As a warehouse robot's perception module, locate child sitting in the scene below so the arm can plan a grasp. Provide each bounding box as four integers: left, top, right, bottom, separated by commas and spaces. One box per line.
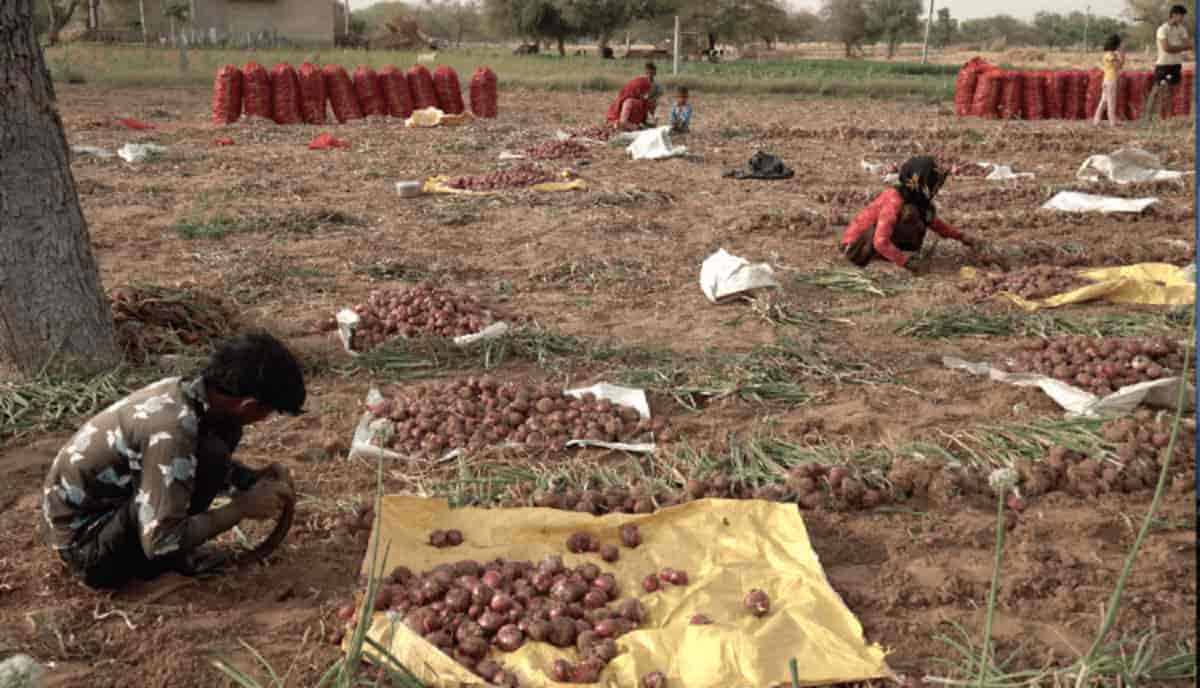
669, 87, 692, 134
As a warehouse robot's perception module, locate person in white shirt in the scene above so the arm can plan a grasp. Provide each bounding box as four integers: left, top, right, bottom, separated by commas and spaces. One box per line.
1153, 5, 1193, 118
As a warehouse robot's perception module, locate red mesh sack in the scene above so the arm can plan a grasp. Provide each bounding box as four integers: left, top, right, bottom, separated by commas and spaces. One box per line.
211, 64, 243, 125
469, 66, 498, 118
1000, 71, 1024, 119
955, 57, 987, 117
970, 69, 1003, 118
323, 64, 363, 123
353, 66, 388, 117
241, 61, 271, 120
1049, 71, 1072, 119
1043, 71, 1063, 118
378, 65, 414, 118
1173, 70, 1192, 117
298, 62, 328, 125
432, 65, 465, 114
1114, 73, 1130, 122
407, 65, 438, 111
269, 63, 302, 125
1125, 71, 1148, 120
1084, 70, 1103, 120
1062, 71, 1086, 119
1021, 71, 1045, 120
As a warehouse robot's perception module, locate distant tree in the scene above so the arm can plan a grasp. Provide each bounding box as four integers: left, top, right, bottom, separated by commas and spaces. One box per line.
741, 0, 790, 48
931, 6, 955, 47
45, 0, 81, 44
821, 0, 870, 57
784, 9, 821, 43
864, 0, 921, 57
559, 0, 664, 51
957, 14, 1040, 47
485, 0, 576, 54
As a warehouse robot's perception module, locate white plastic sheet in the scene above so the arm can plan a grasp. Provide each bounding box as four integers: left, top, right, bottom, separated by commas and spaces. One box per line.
626, 126, 687, 160
982, 163, 1035, 180
334, 308, 509, 356
943, 355, 1194, 418
699, 249, 780, 303
1041, 191, 1158, 214
1076, 147, 1190, 184
348, 382, 657, 462
71, 145, 114, 160
117, 143, 166, 163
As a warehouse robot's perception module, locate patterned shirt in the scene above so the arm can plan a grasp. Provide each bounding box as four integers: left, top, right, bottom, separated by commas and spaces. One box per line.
840, 188, 963, 267
670, 103, 693, 132
42, 377, 209, 559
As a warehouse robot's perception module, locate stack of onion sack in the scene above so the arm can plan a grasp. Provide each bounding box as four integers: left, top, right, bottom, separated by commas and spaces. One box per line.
379, 65, 415, 118
324, 64, 363, 123
408, 64, 439, 110
999, 71, 1023, 119
353, 66, 388, 117
970, 68, 1003, 118
365, 379, 669, 455
270, 63, 302, 125
954, 57, 989, 116
1006, 336, 1188, 397
470, 66, 498, 118
959, 265, 1087, 301
447, 164, 555, 191
1084, 70, 1104, 119
211, 64, 243, 125
298, 62, 328, 124
348, 285, 490, 351
1022, 70, 1046, 120
525, 139, 588, 160
331, 549, 661, 686
1042, 70, 1063, 118
241, 61, 272, 119
433, 65, 466, 114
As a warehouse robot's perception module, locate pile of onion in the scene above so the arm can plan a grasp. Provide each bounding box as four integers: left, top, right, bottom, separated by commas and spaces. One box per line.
367, 379, 671, 456
1006, 336, 1186, 396
349, 285, 490, 351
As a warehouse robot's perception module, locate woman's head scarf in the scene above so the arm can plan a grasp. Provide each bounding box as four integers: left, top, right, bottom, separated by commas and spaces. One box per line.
895, 156, 948, 225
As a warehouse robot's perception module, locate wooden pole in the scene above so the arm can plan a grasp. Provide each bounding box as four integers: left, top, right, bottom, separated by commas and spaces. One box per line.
673, 15, 680, 75
921, 0, 934, 64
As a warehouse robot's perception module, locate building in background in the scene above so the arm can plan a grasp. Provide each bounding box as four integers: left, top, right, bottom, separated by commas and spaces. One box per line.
84, 0, 336, 46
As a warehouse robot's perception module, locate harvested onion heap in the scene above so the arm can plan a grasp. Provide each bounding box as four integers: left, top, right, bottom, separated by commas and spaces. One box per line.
525, 139, 588, 160
447, 164, 554, 191
349, 286, 489, 351
1006, 336, 1186, 397
333, 544, 667, 684
367, 378, 671, 455
567, 125, 613, 142
960, 265, 1087, 301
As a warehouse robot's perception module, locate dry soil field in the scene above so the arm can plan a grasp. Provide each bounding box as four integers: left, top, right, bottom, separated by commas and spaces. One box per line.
0, 82, 1195, 687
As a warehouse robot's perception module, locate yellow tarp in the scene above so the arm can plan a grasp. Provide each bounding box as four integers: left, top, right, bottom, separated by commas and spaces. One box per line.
354, 496, 892, 688
960, 263, 1195, 311
422, 174, 587, 195
406, 108, 475, 128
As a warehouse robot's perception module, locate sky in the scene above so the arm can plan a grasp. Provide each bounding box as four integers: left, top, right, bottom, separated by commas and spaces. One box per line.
348, 0, 1131, 20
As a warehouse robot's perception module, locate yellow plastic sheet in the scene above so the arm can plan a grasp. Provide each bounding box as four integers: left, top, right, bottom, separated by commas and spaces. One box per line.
960, 263, 1195, 311
355, 495, 892, 688
422, 174, 587, 196
406, 108, 475, 128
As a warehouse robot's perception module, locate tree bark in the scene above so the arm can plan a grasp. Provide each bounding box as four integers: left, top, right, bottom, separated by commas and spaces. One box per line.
46, 0, 81, 46
0, 0, 122, 376
556, 35, 564, 56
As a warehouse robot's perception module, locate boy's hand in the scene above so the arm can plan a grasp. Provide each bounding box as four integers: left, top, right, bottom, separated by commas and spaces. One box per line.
235, 479, 293, 520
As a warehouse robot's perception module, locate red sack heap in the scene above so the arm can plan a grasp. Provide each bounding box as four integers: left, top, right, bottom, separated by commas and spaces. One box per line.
1000, 71, 1024, 119
270, 63, 302, 125
469, 66, 498, 118
407, 64, 438, 111
955, 57, 988, 117
241, 61, 271, 120
353, 66, 388, 117
211, 64, 243, 125
971, 68, 1003, 118
323, 64, 364, 123
379, 65, 415, 118
432, 65, 465, 114
298, 62, 328, 125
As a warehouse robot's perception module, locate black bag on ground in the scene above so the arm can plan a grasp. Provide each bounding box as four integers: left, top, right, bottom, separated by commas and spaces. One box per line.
723, 150, 794, 180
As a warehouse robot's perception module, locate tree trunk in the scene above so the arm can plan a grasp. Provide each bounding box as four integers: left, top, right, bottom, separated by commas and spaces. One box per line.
46, 0, 81, 46
0, 0, 122, 376
556, 35, 564, 56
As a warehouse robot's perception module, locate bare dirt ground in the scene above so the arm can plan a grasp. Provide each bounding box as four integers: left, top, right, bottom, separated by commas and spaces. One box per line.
0, 85, 1195, 687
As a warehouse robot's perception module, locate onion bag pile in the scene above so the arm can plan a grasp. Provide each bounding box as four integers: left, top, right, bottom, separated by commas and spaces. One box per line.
211, 64, 243, 125
955, 58, 1193, 120
470, 66, 499, 118
433, 65, 466, 115
241, 61, 271, 120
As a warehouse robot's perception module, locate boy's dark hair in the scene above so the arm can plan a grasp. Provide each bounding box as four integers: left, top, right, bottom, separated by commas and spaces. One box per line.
677, 86, 689, 96
1103, 34, 1121, 51
644, 62, 656, 73
1170, 4, 1187, 16
203, 329, 306, 415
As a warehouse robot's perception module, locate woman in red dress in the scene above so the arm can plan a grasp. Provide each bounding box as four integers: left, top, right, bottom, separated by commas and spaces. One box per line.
841, 156, 976, 271
606, 75, 654, 131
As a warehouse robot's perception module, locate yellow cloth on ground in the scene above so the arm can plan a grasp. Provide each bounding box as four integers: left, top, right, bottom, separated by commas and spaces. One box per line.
352, 496, 893, 688
422, 174, 586, 195
960, 263, 1195, 311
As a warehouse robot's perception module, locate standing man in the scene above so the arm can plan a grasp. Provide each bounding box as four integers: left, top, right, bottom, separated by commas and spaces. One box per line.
42, 330, 305, 589
1153, 5, 1193, 119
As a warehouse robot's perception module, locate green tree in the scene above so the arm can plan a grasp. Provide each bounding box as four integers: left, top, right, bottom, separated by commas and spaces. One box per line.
931, 6, 955, 47
821, 0, 870, 57
559, 0, 663, 51
864, 0, 921, 57
1126, 0, 1196, 46
485, 0, 576, 54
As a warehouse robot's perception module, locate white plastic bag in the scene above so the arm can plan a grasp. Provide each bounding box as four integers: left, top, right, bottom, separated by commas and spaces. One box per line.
71, 145, 114, 160
335, 308, 510, 356
982, 163, 1035, 180
1041, 191, 1158, 214
1076, 147, 1189, 184
626, 126, 687, 160
699, 249, 780, 303
943, 355, 1193, 417
348, 383, 657, 462
117, 143, 166, 163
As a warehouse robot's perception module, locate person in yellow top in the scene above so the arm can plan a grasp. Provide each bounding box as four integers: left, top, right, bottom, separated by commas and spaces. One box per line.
1153, 5, 1193, 118
1093, 34, 1125, 127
